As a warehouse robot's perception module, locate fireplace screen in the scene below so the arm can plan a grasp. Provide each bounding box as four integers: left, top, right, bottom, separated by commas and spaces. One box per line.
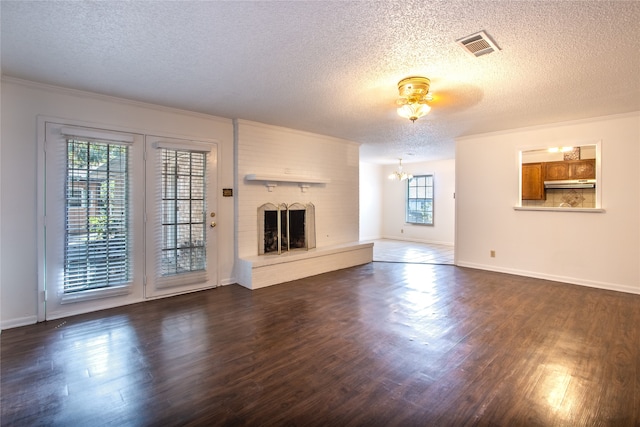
258, 202, 316, 255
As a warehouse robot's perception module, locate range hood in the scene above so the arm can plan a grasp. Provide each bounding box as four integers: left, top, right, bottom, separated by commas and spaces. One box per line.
544, 179, 596, 189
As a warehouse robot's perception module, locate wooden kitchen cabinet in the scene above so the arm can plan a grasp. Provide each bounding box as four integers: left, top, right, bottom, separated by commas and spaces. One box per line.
522, 163, 545, 200
544, 162, 570, 181
544, 159, 595, 180
570, 159, 596, 179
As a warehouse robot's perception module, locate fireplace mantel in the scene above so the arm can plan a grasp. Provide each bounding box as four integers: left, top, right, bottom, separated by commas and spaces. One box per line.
245, 174, 330, 192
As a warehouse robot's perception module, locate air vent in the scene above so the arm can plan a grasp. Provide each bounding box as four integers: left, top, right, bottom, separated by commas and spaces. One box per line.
457, 31, 500, 57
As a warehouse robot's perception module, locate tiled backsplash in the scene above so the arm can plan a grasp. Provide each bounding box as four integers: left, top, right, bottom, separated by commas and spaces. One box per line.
522, 188, 596, 208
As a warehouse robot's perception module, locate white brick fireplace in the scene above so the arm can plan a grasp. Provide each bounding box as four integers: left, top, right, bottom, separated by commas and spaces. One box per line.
234, 120, 373, 289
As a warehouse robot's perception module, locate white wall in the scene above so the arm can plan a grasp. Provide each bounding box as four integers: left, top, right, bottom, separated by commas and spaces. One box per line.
0, 78, 235, 328
0, 67, 3, 332
456, 112, 640, 294
359, 162, 383, 241
235, 120, 360, 259
382, 159, 456, 246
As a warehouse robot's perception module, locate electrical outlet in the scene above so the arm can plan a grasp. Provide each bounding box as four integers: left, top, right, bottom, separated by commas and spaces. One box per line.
490, 250, 496, 258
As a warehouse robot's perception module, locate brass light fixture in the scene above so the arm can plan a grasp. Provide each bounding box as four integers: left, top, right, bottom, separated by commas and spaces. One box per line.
396, 76, 432, 123
388, 158, 413, 181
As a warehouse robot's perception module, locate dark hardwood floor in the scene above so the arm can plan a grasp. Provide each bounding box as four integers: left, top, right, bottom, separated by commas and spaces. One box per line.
2, 262, 639, 426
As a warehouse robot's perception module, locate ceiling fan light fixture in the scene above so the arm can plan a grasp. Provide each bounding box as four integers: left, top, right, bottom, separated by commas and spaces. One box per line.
396, 76, 432, 123
397, 103, 431, 123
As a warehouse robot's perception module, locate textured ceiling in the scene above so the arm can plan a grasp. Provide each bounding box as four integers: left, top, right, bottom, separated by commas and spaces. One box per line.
2, 1, 639, 164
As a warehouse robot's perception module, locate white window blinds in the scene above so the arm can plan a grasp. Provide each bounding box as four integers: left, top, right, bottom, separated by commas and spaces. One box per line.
63, 131, 132, 293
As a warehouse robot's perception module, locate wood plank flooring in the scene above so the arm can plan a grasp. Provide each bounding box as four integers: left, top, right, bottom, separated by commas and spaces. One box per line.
371, 239, 455, 264
2, 262, 639, 426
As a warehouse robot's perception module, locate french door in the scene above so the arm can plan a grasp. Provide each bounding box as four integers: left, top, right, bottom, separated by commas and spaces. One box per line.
144, 136, 218, 299
42, 122, 145, 320
41, 121, 218, 320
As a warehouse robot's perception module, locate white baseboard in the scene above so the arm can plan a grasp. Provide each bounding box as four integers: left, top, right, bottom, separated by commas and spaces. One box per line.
380, 236, 454, 246
220, 277, 236, 286
359, 234, 382, 242
457, 261, 640, 295
1, 315, 38, 331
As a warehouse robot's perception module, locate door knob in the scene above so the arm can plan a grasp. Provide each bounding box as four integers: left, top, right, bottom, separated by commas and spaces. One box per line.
210, 221, 217, 228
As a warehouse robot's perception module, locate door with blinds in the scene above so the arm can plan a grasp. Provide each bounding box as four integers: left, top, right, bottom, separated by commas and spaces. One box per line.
43, 122, 145, 320
144, 136, 218, 298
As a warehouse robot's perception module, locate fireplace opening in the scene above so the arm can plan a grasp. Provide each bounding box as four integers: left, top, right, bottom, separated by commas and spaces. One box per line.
263, 209, 282, 254
288, 208, 306, 250
258, 202, 315, 255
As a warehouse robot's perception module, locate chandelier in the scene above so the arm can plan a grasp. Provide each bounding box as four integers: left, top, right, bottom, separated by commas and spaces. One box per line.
396, 76, 432, 123
388, 158, 413, 181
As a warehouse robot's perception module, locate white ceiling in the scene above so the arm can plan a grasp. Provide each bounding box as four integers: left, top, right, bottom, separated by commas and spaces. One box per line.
2, 1, 639, 164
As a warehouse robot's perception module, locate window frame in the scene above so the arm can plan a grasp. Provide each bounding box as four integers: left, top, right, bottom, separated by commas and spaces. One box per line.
405, 174, 434, 225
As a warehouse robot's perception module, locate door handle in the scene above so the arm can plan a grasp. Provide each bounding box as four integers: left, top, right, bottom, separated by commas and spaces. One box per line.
210, 221, 217, 228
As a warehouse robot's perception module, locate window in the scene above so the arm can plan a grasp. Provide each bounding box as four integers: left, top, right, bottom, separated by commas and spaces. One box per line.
406, 175, 434, 225
65, 138, 130, 292
145, 137, 217, 296
160, 148, 207, 276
